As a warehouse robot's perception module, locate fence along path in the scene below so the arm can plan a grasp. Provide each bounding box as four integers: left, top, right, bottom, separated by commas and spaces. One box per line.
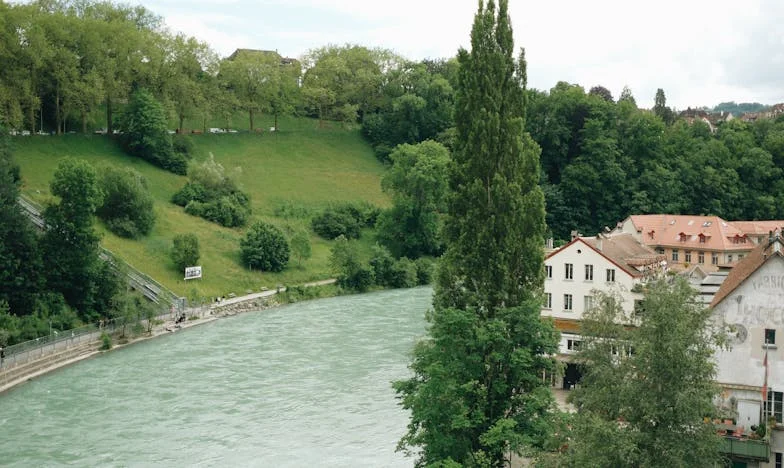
6, 195, 185, 362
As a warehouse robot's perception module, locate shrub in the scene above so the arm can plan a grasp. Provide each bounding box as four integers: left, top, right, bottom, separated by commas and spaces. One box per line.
311, 202, 380, 240
390, 257, 418, 288
172, 155, 251, 227
240, 221, 290, 272
414, 257, 435, 285
172, 134, 195, 157
171, 234, 200, 272
312, 209, 361, 239
100, 332, 112, 350
369, 245, 396, 287
96, 166, 155, 238
329, 235, 373, 292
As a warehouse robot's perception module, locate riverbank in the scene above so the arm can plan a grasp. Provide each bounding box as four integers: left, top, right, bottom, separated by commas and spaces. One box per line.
0, 279, 337, 395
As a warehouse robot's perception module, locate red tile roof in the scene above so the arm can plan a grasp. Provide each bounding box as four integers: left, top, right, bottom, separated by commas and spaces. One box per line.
710, 236, 784, 307
546, 234, 664, 278
629, 214, 750, 251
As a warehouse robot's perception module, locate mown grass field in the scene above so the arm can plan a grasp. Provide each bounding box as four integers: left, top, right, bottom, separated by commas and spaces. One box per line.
11, 115, 389, 301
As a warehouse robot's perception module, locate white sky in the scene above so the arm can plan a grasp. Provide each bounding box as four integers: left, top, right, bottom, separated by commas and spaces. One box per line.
139, 0, 784, 109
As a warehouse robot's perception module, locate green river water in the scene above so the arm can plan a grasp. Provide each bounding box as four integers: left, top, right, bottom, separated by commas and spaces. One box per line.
0, 287, 432, 467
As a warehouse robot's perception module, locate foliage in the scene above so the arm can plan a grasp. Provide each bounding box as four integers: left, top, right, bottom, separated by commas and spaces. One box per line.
118, 88, 186, 174
369, 244, 418, 288
96, 166, 155, 238
552, 278, 724, 466
376, 140, 450, 258
240, 221, 290, 272
100, 332, 112, 350
41, 158, 117, 322
396, 2, 560, 466
414, 257, 435, 285
311, 202, 379, 240
171, 234, 200, 272
172, 134, 195, 157
172, 154, 251, 227
290, 229, 312, 266
329, 235, 373, 292
0, 127, 43, 316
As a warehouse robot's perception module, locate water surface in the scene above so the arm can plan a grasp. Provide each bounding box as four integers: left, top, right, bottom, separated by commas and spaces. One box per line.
0, 287, 432, 467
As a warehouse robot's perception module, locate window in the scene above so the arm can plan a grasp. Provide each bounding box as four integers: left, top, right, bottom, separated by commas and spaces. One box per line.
655, 247, 664, 255
739, 254, 745, 260
543, 293, 552, 309
698, 251, 705, 264
766, 328, 776, 345
567, 339, 582, 351
585, 264, 594, 281
606, 268, 615, 283
777, 452, 782, 468
712, 253, 719, 265
565, 263, 573, 280
679, 233, 689, 242
672, 249, 679, 261
545, 265, 552, 279
768, 391, 784, 424
634, 299, 645, 316
584, 295, 593, 312
564, 294, 573, 311
685, 251, 692, 263
728, 254, 733, 263
699, 235, 707, 243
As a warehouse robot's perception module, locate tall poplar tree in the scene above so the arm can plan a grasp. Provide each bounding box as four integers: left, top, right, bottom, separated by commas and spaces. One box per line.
394, 1, 559, 466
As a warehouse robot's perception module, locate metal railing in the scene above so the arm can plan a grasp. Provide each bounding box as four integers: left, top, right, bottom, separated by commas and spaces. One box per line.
17, 195, 183, 308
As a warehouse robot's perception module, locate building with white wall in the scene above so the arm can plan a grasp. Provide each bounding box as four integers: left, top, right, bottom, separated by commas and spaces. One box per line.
542, 233, 665, 388
710, 232, 784, 466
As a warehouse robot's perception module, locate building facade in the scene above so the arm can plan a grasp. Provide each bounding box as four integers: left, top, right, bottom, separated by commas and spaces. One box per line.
542, 233, 664, 389
711, 233, 784, 467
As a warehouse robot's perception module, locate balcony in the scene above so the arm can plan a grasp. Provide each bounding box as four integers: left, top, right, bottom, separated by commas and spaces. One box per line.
719, 436, 770, 462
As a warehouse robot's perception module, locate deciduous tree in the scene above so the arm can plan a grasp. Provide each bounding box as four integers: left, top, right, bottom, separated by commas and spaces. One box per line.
395, 2, 559, 466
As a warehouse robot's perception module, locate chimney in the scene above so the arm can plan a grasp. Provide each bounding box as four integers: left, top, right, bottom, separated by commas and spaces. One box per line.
571, 230, 581, 240
596, 233, 603, 251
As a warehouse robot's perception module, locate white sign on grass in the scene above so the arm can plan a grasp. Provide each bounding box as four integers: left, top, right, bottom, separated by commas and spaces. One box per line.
184, 266, 202, 280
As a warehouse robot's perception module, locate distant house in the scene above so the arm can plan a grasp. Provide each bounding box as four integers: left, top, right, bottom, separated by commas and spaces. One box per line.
542, 232, 665, 389
678, 108, 732, 132
613, 214, 768, 272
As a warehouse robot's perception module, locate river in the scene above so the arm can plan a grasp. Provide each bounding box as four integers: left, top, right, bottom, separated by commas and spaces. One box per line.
0, 287, 432, 467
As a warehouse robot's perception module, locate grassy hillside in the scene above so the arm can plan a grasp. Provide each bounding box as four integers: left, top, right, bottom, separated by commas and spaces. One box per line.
11, 115, 389, 300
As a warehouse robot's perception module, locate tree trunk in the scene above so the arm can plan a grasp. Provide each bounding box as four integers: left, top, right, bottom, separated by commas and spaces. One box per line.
249, 109, 254, 131
29, 104, 35, 134
179, 114, 184, 133
274, 113, 278, 131
202, 115, 207, 134
106, 96, 113, 136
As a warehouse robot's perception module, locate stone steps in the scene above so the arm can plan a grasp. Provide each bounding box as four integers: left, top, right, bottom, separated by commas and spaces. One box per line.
0, 342, 96, 389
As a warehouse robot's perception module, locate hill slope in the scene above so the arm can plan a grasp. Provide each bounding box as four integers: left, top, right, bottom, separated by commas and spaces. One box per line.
11, 116, 389, 300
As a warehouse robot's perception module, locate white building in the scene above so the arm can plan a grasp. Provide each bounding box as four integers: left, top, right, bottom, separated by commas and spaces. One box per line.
542, 233, 665, 389
710, 232, 784, 466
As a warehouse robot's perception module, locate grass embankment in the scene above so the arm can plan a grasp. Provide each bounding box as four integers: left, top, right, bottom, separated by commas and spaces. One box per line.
11, 115, 389, 300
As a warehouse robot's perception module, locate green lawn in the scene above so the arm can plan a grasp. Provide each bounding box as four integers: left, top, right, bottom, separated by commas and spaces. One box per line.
11, 115, 389, 300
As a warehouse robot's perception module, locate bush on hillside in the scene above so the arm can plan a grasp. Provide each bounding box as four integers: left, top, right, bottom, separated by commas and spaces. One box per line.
172, 155, 251, 227
96, 166, 155, 238
171, 234, 200, 272
311, 202, 380, 240
240, 221, 290, 272
118, 88, 187, 175
330, 235, 373, 292
172, 134, 195, 157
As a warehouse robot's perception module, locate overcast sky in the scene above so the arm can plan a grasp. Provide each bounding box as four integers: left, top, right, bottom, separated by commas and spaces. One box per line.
139, 0, 784, 109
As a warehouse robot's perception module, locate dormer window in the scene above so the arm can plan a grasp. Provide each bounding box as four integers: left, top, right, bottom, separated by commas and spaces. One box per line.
698, 234, 707, 244
679, 232, 689, 242
648, 230, 655, 239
